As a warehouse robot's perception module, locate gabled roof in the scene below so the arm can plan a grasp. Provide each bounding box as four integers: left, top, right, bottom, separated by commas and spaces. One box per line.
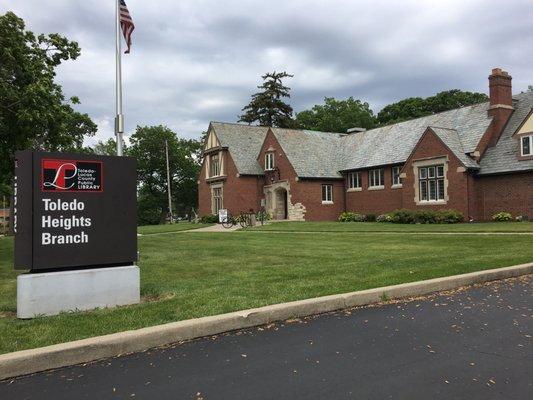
270, 128, 345, 178
209, 90, 533, 178
479, 91, 533, 175
340, 102, 491, 171
429, 127, 479, 169
210, 122, 268, 175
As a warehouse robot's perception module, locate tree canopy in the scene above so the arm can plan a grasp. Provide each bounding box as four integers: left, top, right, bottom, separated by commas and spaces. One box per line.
127, 125, 201, 225
239, 71, 297, 128
296, 97, 377, 133
0, 12, 97, 194
377, 89, 488, 126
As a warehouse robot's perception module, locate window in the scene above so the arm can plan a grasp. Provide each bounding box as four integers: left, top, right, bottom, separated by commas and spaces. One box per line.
418, 165, 445, 201
369, 169, 384, 188
265, 152, 275, 170
212, 187, 223, 213
322, 184, 333, 203
347, 172, 361, 189
521, 135, 532, 156
209, 154, 220, 177
392, 166, 402, 186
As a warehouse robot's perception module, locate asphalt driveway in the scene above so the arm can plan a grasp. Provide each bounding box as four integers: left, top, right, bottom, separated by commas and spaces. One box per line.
1, 275, 531, 400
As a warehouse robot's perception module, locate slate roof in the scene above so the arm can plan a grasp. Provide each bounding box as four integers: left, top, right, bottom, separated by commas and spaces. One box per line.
210, 122, 268, 175
270, 128, 345, 178
209, 90, 533, 178
340, 102, 492, 171
479, 90, 533, 175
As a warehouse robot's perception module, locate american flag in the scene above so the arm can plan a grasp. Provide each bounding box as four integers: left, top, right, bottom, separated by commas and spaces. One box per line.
119, 0, 134, 54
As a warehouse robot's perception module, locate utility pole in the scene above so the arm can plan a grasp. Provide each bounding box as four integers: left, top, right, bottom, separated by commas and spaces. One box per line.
165, 140, 173, 224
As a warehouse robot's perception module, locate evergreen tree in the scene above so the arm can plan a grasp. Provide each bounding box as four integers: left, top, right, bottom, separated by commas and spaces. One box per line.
239, 71, 297, 128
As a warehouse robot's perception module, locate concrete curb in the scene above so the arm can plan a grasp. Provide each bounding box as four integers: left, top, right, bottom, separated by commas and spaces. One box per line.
1, 262, 532, 380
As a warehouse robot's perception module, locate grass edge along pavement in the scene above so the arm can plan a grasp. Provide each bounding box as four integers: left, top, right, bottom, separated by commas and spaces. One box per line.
1, 223, 533, 355
0, 263, 531, 381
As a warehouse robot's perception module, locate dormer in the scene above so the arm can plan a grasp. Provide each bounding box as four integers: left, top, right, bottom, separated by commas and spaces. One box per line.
515, 108, 533, 161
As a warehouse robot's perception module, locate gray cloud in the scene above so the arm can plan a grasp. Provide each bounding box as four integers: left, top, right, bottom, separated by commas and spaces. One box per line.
3, 0, 533, 145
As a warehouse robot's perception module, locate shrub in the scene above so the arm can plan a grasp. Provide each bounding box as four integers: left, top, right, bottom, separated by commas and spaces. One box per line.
436, 210, 464, 224
387, 209, 464, 224
515, 215, 529, 222
492, 212, 512, 222
366, 213, 377, 222
376, 214, 392, 223
199, 214, 219, 224
338, 212, 366, 222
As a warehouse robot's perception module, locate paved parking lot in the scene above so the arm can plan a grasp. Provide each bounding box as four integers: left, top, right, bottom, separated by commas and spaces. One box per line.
1, 275, 531, 399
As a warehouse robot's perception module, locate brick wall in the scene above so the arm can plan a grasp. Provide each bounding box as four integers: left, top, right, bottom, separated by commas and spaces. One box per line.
197, 151, 262, 217
477, 172, 533, 220
345, 167, 403, 214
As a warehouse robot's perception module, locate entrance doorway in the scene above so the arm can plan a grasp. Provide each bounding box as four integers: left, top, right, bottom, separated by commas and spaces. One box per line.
274, 188, 288, 220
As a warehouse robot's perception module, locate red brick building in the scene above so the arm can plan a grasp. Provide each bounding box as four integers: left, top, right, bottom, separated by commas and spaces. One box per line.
198, 69, 533, 221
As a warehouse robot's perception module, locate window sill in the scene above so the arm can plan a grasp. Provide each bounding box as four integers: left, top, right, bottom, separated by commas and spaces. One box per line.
368, 185, 384, 191
391, 184, 403, 189
347, 188, 362, 192
416, 200, 447, 205
321, 201, 334, 205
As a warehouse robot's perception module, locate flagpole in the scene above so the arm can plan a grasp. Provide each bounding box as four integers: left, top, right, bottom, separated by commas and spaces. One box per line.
115, 0, 124, 156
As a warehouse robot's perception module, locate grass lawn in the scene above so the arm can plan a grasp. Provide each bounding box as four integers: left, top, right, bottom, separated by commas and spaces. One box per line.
250, 221, 533, 233
138, 222, 213, 235
1, 225, 532, 354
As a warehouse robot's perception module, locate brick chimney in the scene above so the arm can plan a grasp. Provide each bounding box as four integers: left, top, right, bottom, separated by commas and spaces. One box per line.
487, 68, 513, 146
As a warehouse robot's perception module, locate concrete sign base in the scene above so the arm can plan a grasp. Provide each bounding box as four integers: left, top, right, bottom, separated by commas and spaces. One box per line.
17, 265, 140, 319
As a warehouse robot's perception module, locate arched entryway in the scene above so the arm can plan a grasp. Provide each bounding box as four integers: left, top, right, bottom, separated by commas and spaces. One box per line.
274, 187, 288, 220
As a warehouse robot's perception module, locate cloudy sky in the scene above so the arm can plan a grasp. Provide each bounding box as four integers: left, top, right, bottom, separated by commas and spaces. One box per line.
3, 0, 533, 144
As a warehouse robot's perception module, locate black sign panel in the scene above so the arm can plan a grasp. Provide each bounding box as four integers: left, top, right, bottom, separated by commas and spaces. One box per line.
14, 151, 137, 271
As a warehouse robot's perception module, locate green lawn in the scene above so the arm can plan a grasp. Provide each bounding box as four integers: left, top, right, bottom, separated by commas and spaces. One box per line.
249, 221, 533, 233
138, 222, 212, 235
0, 225, 532, 354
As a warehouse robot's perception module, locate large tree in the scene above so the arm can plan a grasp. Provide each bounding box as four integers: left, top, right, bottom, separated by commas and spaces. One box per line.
239, 71, 297, 128
296, 97, 377, 133
377, 89, 488, 126
128, 125, 201, 225
0, 12, 97, 194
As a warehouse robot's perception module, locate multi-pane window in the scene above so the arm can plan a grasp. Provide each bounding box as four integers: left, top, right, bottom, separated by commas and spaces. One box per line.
521, 135, 532, 156
369, 169, 384, 188
419, 165, 445, 201
322, 184, 333, 202
212, 187, 223, 213
392, 166, 402, 186
347, 172, 361, 189
265, 152, 275, 170
209, 154, 220, 177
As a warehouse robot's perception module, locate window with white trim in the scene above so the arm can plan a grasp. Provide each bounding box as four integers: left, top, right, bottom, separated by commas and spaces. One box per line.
265, 152, 275, 170
521, 135, 532, 156
209, 154, 220, 177
419, 165, 445, 201
347, 172, 361, 189
322, 184, 333, 202
392, 166, 402, 186
212, 187, 223, 214
369, 169, 384, 188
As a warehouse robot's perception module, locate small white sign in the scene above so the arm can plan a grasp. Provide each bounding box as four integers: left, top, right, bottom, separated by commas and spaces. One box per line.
218, 209, 228, 223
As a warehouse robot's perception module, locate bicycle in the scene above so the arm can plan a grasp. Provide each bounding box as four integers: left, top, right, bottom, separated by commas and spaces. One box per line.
221, 211, 254, 229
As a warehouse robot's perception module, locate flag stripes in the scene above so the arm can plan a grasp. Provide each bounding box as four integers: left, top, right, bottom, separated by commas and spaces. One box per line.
119, 0, 134, 53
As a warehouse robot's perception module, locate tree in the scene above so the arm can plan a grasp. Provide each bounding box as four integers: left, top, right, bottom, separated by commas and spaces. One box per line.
92, 138, 119, 156
296, 97, 377, 133
377, 89, 488, 126
0, 12, 97, 195
128, 126, 201, 225
239, 71, 297, 128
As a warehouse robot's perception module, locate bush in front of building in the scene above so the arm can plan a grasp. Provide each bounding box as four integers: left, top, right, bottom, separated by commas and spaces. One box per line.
492, 212, 513, 222
338, 212, 366, 222
199, 214, 219, 224
376, 214, 393, 222
387, 209, 464, 224
515, 215, 529, 222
